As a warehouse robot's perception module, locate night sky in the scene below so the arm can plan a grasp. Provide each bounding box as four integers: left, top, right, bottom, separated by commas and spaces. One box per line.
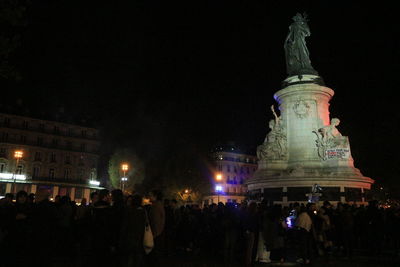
2, 1, 400, 193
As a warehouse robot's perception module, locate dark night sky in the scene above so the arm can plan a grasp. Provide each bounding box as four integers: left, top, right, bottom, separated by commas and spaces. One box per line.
2, 1, 400, 191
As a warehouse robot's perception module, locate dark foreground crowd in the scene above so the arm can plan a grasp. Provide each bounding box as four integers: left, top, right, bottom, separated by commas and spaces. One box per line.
1, 188, 400, 267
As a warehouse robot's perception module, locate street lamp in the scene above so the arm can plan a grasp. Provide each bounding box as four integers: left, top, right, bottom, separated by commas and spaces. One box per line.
12, 150, 23, 194
121, 163, 129, 192
183, 188, 191, 205
215, 185, 223, 203
215, 173, 223, 203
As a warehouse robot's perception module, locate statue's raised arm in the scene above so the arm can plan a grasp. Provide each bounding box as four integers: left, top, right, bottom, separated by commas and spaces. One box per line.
284, 13, 318, 76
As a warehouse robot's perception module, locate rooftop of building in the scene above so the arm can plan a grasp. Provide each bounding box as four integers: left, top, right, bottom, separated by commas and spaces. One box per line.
0, 104, 98, 130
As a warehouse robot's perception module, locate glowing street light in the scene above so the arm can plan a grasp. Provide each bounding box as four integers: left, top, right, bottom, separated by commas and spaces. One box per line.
12, 150, 24, 193
121, 163, 129, 173
14, 150, 23, 159
216, 173, 222, 181
182, 188, 192, 204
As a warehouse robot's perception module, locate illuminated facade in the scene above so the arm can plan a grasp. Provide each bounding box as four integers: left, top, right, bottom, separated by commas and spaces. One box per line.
0, 113, 102, 201
203, 146, 257, 205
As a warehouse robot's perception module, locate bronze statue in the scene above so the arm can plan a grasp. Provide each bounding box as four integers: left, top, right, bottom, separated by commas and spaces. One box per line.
284, 13, 318, 76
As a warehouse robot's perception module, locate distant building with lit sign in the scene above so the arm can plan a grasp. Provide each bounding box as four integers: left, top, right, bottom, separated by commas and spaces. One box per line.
0, 112, 103, 201
203, 145, 258, 205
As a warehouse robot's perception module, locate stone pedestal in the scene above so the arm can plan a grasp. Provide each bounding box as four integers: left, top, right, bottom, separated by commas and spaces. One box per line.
248, 75, 374, 204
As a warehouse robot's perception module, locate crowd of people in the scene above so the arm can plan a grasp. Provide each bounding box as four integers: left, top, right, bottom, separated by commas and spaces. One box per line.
1, 188, 400, 267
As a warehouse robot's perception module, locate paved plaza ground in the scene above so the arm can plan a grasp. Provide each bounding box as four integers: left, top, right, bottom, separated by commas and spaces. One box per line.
50, 250, 399, 267
159, 249, 400, 267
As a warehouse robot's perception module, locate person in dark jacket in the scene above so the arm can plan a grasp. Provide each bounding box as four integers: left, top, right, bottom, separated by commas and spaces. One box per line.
120, 194, 146, 267
263, 205, 287, 263
243, 202, 259, 267
110, 189, 125, 265
30, 188, 58, 267
222, 202, 240, 266
90, 189, 113, 267
0, 193, 16, 267
9, 191, 32, 266
148, 189, 165, 267
365, 200, 384, 256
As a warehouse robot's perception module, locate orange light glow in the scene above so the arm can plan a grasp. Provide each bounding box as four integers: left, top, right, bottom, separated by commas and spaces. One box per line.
121, 164, 129, 171
14, 150, 23, 159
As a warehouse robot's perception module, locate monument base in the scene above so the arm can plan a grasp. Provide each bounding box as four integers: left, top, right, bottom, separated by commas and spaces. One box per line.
247, 171, 373, 205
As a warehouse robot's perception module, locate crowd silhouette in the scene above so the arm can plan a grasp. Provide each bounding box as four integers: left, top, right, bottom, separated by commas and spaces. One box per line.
1, 188, 400, 267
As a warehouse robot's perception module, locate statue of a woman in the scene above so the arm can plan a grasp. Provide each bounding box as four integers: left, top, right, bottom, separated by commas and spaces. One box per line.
284, 13, 318, 76
258, 105, 287, 160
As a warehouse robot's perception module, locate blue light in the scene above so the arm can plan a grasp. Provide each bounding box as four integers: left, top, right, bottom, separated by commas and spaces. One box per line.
215, 185, 223, 192
286, 209, 297, 229
286, 217, 293, 228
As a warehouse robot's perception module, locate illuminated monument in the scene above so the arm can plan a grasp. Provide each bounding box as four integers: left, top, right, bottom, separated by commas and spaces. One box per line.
247, 13, 374, 204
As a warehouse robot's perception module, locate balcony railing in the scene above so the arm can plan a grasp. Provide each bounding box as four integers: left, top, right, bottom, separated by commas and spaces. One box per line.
30, 176, 90, 185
